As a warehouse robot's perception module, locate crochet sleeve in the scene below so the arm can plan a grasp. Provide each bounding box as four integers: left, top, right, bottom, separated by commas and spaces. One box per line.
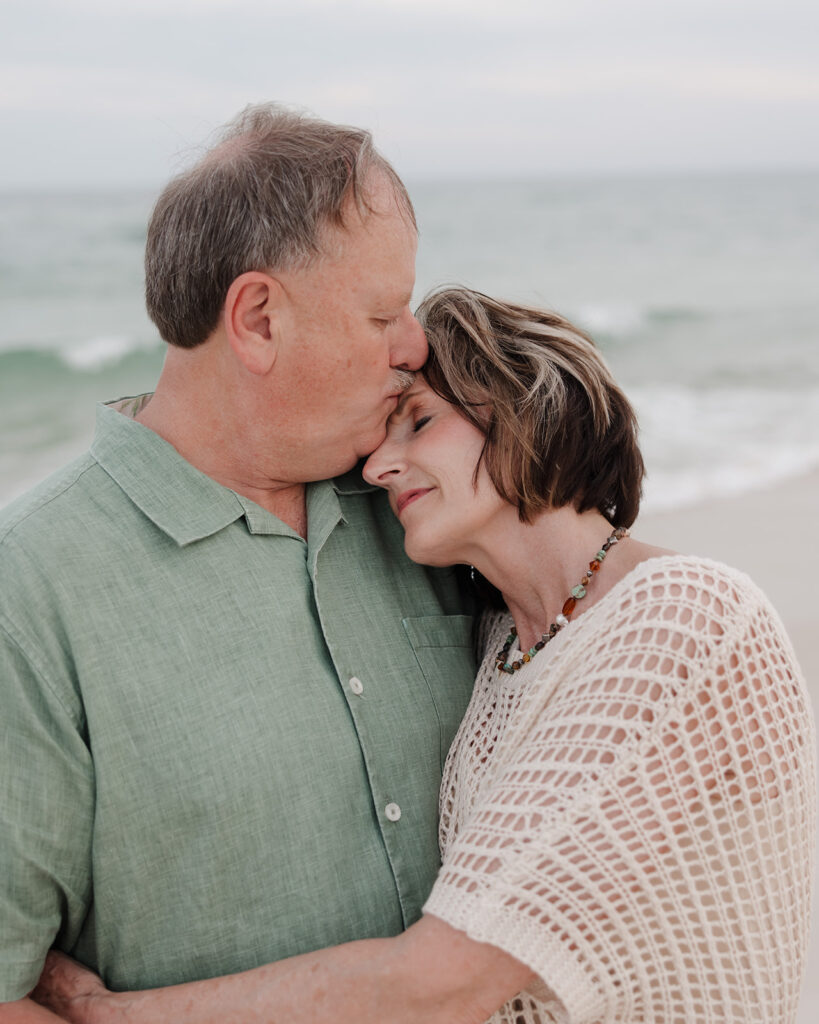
423, 560, 815, 1024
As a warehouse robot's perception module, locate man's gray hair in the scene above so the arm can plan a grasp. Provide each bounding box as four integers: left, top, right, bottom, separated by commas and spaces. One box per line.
145, 103, 415, 349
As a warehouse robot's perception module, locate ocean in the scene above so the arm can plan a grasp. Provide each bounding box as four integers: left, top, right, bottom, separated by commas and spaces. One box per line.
1, 171, 817, 511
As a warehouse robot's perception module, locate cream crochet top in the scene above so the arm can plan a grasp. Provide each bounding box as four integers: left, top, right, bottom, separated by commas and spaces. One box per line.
424, 556, 816, 1024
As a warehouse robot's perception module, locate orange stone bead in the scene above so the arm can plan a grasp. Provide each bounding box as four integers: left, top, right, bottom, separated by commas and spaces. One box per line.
589, 559, 601, 572
562, 597, 577, 616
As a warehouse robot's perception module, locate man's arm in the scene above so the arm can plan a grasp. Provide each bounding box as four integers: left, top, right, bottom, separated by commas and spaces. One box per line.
31, 915, 534, 1024
0, 615, 95, 1014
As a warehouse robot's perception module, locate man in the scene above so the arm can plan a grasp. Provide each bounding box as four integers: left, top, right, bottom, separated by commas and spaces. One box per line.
1, 105, 530, 1022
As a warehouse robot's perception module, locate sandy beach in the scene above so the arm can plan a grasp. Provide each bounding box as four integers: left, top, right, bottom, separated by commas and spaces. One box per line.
638, 469, 819, 1023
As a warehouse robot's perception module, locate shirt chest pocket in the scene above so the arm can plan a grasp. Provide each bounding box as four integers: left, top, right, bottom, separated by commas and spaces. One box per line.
402, 614, 476, 772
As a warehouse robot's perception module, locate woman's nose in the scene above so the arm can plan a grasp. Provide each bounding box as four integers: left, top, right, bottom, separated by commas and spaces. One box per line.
362, 441, 403, 486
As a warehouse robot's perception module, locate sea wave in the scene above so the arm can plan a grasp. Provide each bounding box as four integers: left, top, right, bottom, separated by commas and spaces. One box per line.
60, 334, 157, 371
0, 336, 162, 376
1, 347, 817, 514
634, 385, 819, 511
574, 303, 706, 339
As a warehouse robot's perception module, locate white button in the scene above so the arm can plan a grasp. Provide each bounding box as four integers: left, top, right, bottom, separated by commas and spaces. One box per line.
349, 676, 364, 695
385, 802, 402, 822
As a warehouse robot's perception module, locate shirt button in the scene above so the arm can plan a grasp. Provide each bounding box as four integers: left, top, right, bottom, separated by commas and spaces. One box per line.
385, 802, 402, 822
349, 676, 364, 695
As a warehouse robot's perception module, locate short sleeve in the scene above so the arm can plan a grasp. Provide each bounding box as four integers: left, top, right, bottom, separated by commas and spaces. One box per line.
0, 618, 95, 1001
424, 560, 815, 1024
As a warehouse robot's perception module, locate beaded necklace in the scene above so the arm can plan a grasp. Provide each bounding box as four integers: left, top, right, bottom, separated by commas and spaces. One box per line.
496, 526, 629, 674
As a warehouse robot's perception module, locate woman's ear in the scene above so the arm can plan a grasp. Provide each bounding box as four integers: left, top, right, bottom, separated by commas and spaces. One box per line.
223, 272, 286, 376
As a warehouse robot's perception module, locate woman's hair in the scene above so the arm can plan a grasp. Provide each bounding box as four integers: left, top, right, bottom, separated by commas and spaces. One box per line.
417, 286, 644, 528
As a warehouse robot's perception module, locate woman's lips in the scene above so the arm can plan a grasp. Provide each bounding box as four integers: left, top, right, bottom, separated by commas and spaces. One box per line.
396, 488, 432, 515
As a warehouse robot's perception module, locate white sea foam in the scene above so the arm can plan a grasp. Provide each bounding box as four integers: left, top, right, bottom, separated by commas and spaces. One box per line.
574, 303, 649, 338
634, 386, 819, 511
60, 334, 155, 371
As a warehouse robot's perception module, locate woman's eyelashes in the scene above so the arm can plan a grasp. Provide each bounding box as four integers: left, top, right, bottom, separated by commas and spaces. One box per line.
412, 415, 431, 433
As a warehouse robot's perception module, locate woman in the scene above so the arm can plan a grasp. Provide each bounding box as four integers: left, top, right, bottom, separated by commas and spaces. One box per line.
32, 288, 815, 1023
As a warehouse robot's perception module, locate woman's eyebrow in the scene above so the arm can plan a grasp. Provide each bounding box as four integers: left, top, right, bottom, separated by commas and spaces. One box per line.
392, 388, 423, 419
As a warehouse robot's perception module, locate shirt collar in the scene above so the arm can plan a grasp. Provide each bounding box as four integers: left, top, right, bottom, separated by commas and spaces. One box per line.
91, 400, 249, 546
90, 399, 378, 547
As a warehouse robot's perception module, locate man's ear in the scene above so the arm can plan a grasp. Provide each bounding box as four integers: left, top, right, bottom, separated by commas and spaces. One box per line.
223, 272, 286, 376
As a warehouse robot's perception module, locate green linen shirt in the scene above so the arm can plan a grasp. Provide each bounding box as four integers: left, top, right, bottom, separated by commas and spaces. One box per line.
0, 400, 475, 1001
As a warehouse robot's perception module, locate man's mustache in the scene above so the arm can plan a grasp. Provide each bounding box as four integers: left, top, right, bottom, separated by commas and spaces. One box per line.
393, 369, 416, 393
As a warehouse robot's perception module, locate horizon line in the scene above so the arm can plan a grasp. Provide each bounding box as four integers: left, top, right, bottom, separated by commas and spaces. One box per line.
2, 162, 818, 195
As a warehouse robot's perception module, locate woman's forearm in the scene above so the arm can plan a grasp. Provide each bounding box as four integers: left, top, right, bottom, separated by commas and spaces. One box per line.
111, 936, 411, 1024
76, 916, 530, 1024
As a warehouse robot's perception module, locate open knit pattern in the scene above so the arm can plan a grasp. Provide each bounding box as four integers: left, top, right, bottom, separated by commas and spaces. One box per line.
424, 556, 816, 1024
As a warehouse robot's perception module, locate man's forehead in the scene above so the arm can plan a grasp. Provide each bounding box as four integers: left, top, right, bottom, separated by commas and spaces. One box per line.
319, 178, 416, 254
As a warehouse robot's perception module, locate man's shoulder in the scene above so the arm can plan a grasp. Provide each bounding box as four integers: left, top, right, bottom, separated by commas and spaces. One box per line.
0, 451, 106, 554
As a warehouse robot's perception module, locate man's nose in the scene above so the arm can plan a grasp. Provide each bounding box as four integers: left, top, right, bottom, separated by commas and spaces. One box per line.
391, 312, 427, 372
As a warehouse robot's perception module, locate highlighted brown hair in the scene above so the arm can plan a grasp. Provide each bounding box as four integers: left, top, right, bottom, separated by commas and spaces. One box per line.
418, 287, 644, 527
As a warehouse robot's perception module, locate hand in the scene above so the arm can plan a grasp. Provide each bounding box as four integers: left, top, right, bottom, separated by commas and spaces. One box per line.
30, 951, 113, 1024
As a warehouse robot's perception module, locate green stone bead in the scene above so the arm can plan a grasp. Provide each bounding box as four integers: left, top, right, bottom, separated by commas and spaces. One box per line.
596, 549, 607, 560
571, 584, 587, 599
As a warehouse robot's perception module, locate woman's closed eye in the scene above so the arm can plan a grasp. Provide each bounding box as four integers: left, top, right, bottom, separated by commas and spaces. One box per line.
413, 415, 431, 433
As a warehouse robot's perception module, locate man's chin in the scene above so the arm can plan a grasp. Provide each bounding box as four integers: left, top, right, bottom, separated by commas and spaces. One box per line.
357, 428, 389, 461
320, 446, 379, 482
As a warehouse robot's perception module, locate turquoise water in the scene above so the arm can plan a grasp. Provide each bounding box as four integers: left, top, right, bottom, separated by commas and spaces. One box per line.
1, 172, 817, 509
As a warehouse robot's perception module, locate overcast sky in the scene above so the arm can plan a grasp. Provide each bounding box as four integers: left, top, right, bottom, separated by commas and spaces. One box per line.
2, 0, 818, 189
